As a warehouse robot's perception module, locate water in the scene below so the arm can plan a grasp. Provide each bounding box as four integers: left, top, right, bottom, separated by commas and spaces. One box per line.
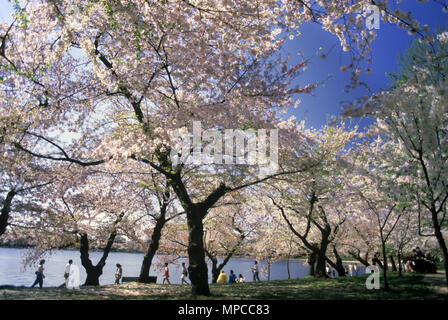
0, 247, 363, 287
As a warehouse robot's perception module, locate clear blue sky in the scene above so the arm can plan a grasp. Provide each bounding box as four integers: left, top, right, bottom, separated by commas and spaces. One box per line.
284, 1, 448, 129
1, 0, 447, 129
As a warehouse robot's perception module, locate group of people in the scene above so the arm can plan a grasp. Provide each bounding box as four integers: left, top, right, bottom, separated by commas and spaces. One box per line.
162, 260, 261, 285
217, 270, 246, 283
325, 263, 358, 277
30, 259, 123, 288
216, 260, 261, 284
400, 246, 435, 272
412, 246, 435, 263
31, 259, 264, 288
161, 262, 189, 285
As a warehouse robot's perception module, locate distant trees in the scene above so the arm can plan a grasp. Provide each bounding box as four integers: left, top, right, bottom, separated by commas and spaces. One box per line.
339, 28, 448, 287
266, 124, 357, 278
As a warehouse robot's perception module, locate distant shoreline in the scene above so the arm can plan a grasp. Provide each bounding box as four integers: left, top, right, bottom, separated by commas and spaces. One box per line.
0, 246, 310, 262
0, 247, 363, 264
0, 245, 145, 255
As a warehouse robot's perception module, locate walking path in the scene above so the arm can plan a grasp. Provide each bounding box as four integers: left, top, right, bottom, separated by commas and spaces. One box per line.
423, 271, 448, 297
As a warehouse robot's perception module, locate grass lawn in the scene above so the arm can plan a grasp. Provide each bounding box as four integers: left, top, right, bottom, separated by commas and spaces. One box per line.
0, 272, 446, 300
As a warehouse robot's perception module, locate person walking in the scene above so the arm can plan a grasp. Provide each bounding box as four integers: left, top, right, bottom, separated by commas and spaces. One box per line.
251, 261, 260, 281
348, 263, 353, 276
181, 262, 189, 285
31, 259, 45, 288
228, 270, 237, 284
353, 264, 358, 276
217, 270, 227, 283
64, 259, 73, 288
162, 262, 171, 284
115, 264, 123, 284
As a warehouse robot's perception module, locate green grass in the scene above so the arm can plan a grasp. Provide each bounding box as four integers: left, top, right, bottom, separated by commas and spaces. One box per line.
1, 272, 446, 300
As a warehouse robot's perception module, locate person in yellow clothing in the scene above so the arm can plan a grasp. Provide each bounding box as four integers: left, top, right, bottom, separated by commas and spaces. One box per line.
217, 270, 227, 283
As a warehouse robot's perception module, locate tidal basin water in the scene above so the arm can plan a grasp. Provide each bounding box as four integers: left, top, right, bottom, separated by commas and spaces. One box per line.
0, 247, 363, 287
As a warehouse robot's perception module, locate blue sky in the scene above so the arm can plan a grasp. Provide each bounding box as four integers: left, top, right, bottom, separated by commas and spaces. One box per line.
1, 0, 447, 129
285, 1, 448, 129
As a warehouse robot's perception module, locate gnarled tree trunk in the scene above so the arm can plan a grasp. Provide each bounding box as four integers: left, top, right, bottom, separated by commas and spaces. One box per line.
138, 188, 170, 283
389, 255, 397, 272
314, 226, 330, 278
431, 208, 448, 287
329, 245, 345, 276
348, 249, 370, 267
186, 207, 210, 296
138, 216, 165, 283
0, 190, 16, 237
307, 251, 316, 276
80, 212, 124, 286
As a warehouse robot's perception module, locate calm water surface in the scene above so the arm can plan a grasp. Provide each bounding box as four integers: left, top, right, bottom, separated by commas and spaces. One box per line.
0, 247, 363, 287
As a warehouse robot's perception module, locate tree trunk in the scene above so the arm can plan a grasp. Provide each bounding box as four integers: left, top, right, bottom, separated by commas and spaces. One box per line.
0, 190, 16, 237
431, 208, 448, 287
314, 227, 330, 278
381, 242, 389, 291
398, 251, 403, 277
79, 212, 124, 286
286, 258, 291, 280
268, 262, 271, 281
138, 215, 166, 283
307, 251, 316, 276
207, 248, 237, 284
80, 233, 103, 286
187, 207, 210, 296
349, 250, 370, 267
210, 259, 219, 284
332, 246, 345, 276
315, 250, 327, 278
389, 255, 397, 272
372, 255, 384, 269
84, 265, 103, 286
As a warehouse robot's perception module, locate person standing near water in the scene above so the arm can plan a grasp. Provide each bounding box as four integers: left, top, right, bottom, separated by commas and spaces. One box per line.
64, 260, 73, 288
217, 270, 227, 283
348, 263, 353, 276
31, 259, 45, 288
115, 264, 122, 284
181, 262, 189, 285
162, 263, 171, 284
228, 270, 237, 284
251, 261, 260, 281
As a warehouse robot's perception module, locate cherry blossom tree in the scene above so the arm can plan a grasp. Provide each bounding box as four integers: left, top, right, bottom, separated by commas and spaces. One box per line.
0, 141, 54, 238
1, 0, 444, 296
266, 124, 357, 278
348, 137, 411, 290
18, 165, 144, 285
126, 174, 184, 283
203, 196, 260, 283
346, 29, 448, 287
